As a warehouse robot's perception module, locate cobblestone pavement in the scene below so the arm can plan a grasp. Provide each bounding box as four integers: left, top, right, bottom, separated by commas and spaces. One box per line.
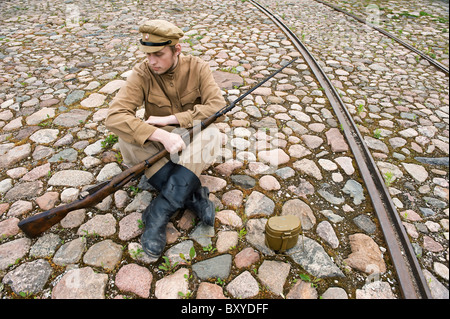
315, 0, 449, 68
0, 0, 448, 300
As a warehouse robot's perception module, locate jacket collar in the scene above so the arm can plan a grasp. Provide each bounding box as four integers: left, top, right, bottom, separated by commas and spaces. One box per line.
165, 53, 183, 76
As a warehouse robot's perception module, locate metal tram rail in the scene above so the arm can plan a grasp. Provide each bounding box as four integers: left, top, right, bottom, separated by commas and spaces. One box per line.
249, 0, 433, 299
313, 0, 449, 75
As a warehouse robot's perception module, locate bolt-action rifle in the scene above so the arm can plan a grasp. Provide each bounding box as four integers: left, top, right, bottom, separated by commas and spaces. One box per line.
18, 58, 297, 238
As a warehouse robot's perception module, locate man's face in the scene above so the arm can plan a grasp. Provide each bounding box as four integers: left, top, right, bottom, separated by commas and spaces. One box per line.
146, 45, 179, 75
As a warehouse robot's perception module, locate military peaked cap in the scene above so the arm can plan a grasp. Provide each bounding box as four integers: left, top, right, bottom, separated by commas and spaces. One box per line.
139, 20, 184, 53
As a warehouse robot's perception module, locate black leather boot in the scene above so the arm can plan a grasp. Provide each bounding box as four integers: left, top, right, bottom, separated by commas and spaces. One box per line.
147, 161, 216, 226
147, 160, 176, 192
184, 186, 215, 226
141, 165, 200, 258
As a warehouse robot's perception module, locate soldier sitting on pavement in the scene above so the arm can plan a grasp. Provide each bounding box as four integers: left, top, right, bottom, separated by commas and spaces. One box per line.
105, 20, 226, 258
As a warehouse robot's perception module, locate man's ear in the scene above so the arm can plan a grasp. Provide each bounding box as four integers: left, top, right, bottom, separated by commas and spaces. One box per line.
175, 43, 182, 56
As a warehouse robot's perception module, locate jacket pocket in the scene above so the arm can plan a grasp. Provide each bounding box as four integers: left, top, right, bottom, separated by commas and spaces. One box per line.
147, 94, 172, 116
180, 88, 201, 111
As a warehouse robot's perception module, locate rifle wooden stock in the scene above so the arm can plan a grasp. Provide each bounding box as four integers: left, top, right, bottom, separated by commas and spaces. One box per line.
18, 159, 147, 237
18, 58, 298, 238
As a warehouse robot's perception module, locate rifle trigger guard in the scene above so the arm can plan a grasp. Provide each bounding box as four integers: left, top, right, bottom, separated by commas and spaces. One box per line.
78, 192, 88, 200
80, 180, 109, 199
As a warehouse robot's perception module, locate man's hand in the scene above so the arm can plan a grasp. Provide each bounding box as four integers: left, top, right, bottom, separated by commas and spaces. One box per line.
148, 128, 186, 154
146, 115, 179, 127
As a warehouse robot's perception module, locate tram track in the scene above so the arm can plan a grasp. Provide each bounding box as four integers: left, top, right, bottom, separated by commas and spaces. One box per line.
249, 0, 433, 299
313, 0, 449, 75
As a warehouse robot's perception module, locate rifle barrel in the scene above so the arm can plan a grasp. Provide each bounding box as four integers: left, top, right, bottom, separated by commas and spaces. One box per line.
216, 58, 298, 117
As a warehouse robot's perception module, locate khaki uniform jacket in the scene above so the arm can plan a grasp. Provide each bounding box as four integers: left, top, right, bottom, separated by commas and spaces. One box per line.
105, 54, 226, 147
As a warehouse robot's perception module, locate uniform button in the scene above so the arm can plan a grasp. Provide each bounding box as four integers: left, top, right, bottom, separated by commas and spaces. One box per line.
170, 82, 174, 87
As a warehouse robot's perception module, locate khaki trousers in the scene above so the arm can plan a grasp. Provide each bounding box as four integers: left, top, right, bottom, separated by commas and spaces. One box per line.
118, 124, 221, 178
